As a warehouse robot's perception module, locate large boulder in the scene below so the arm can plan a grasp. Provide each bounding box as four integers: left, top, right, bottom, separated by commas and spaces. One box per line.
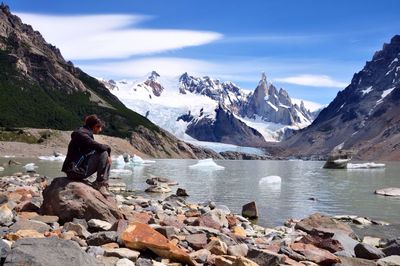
295, 213, 354, 237
40, 177, 123, 223
121, 222, 195, 266
290, 243, 340, 265
4, 237, 100, 266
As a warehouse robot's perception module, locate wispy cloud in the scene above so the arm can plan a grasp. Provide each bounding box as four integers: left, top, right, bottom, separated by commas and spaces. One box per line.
275, 74, 348, 88
223, 34, 329, 44
16, 13, 222, 60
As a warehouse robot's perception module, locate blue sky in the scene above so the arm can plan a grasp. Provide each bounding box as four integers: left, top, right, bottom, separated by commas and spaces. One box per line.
6, 0, 400, 105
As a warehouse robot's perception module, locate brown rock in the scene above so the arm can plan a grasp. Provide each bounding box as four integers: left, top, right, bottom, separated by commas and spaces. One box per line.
14, 200, 40, 212
5, 229, 45, 240
335, 256, 378, 266
232, 226, 246, 238
295, 213, 354, 237
17, 211, 39, 220
241, 201, 258, 219
185, 210, 201, 218
206, 238, 228, 255
185, 233, 208, 250
161, 216, 185, 229
31, 215, 59, 224
40, 177, 123, 223
121, 222, 194, 266
194, 216, 221, 230
189, 249, 211, 264
126, 211, 152, 224
102, 242, 120, 250
299, 234, 343, 253
290, 242, 340, 265
226, 215, 238, 228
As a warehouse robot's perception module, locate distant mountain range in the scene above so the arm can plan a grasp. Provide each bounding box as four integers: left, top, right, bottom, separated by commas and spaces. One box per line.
101, 71, 319, 147
280, 35, 400, 160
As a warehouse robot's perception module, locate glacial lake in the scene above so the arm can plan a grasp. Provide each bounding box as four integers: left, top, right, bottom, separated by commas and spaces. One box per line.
1, 158, 400, 227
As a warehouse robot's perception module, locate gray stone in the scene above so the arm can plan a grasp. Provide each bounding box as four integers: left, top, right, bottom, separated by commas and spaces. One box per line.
88, 219, 112, 231
155, 226, 178, 239
355, 243, 385, 260
9, 219, 51, 233
104, 248, 139, 261
383, 239, 400, 256
72, 218, 89, 229
377, 255, 400, 266
0, 204, 14, 226
0, 239, 12, 259
86, 246, 105, 257
116, 258, 135, 266
63, 222, 91, 239
333, 232, 359, 257
189, 249, 211, 264
4, 237, 100, 266
185, 233, 208, 250
247, 248, 286, 265
135, 257, 153, 266
204, 209, 228, 228
145, 184, 171, 193
87, 231, 118, 246
227, 243, 249, 257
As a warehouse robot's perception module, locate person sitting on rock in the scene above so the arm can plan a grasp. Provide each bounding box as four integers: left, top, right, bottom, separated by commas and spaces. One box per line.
62, 115, 112, 196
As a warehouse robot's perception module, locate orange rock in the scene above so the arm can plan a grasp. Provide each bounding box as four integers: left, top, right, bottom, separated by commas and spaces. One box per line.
232, 226, 246, 238
226, 215, 238, 228
290, 242, 340, 264
128, 211, 152, 224
5, 229, 45, 240
121, 222, 195, 266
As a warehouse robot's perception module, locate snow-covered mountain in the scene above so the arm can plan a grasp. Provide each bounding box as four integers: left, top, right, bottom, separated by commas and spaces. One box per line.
100, 72, 318, 146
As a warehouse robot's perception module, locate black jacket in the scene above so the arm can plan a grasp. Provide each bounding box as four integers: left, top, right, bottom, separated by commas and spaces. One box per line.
62, 126, 111, 173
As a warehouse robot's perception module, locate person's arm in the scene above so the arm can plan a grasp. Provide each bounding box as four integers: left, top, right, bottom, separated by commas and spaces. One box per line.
77, 132, 111, 155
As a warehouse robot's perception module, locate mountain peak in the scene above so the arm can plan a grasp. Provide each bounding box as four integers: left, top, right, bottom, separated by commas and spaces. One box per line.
148, 71, 160, 81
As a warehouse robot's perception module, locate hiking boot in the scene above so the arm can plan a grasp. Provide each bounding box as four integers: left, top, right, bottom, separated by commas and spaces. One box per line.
93, 181, 111, 197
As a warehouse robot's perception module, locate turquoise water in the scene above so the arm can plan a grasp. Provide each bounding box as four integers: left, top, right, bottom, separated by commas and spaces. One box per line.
1, 157, 399, 227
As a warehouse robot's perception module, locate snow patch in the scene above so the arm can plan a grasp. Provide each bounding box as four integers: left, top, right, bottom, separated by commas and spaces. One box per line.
187, 140, 265, 155
361, 86, 373, 95
376, 87, 395, 105
189, 158, 224, 170
266, 101, 278, 112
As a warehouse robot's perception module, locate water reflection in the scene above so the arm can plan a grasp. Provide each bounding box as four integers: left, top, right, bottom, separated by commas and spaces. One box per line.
1, 157, 399, 227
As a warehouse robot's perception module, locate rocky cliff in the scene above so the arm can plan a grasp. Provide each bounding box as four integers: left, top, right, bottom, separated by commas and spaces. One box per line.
280, 35, 400, 160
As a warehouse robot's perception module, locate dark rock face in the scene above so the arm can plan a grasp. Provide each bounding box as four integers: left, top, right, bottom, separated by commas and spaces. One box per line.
243, 73, 312, 125
281, 35, 400, 160
186, 105, 268, 147
141, 71, 164, 97
40, 177, 123, 224
4, 237, 100, 266
0, 4, 157, 138
354, 243, 385, 260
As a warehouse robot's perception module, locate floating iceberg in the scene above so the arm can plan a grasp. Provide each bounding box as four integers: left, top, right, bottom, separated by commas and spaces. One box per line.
259, 175, 282, 185
38, 155, 66, 161
130, 154, 155, 165
110, 169, 133, 175
347, 162, 385, 169
189, 158, 225, 170
23, 163, 38, 171
0, 167, 4, 171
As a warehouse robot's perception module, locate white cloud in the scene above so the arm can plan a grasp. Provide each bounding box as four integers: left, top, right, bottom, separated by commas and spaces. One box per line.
16, 13, 222, 60
275, 74, 348, 88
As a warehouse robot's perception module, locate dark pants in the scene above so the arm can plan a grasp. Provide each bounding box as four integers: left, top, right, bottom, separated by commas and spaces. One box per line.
86, 151, 110, 183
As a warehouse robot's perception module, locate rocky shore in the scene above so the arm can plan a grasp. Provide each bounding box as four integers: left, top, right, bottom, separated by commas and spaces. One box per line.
0, 171, 399, 266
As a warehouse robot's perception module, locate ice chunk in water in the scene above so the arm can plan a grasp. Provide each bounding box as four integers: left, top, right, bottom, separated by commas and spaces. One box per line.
347, 162, 385, 169
259, 175, 282, 184
189, 158, 225, 170
110, 169, 133, 175
130, 154, 155, 165
23, 163, 38, 171
38, 155, 66, 161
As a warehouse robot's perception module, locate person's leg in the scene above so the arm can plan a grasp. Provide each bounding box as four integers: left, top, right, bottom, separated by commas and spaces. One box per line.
95, 151, 110, 183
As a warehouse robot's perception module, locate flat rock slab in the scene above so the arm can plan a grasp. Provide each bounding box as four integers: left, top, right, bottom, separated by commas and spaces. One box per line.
4, 237, 100, 266
295, 213, 354, 237
9, 219, 50, 233
375, 188, 400, 197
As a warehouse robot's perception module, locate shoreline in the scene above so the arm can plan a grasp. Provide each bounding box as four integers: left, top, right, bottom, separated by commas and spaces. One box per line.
0, 170, 399, 265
